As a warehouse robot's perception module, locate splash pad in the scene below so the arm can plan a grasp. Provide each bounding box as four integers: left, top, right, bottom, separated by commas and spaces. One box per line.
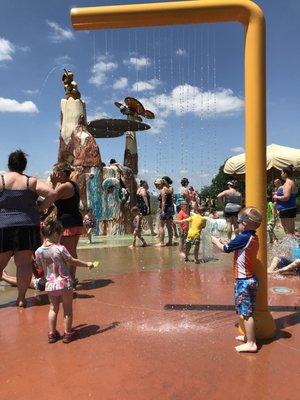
70, 0, 275, 339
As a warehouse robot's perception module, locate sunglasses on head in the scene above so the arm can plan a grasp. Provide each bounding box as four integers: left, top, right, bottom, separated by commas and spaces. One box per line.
237, 214, 251, 224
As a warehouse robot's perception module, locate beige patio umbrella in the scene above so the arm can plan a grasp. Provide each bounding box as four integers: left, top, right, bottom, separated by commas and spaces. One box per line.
224, 143, 300, 179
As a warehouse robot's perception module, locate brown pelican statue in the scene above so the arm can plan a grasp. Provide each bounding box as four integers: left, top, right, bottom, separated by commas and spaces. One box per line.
114, 97, 155, 175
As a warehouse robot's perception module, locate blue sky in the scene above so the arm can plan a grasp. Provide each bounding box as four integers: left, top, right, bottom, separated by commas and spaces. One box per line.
0, 0, 299, 190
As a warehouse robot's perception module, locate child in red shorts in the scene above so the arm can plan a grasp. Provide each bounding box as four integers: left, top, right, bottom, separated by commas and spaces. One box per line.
176, 201, 189, 257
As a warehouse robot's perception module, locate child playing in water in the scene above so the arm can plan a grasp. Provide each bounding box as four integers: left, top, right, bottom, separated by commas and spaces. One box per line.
176, 204, 206, 263
268, 229, 300, 274
129, 207, 147, 248
176, 201, 189, 257
211, 207, 262, 353
83, 208, 96, 244
35, 218, 94, 343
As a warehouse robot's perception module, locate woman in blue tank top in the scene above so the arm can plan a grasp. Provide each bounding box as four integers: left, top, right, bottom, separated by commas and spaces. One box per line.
0, 150, 56, 307
274, 165, 298, 234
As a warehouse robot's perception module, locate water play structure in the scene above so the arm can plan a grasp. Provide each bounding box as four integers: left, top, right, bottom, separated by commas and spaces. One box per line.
70, 0, 276, 339
58, 71, 154, 234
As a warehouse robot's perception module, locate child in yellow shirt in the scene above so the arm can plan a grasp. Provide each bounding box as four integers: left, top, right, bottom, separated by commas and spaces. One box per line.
176, 204, 206, 263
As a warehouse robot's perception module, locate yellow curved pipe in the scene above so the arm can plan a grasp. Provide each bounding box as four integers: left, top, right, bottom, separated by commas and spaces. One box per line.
70, 0, 275, 339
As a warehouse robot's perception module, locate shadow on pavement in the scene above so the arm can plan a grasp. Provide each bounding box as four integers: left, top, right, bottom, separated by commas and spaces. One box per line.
73, 321, 120, 340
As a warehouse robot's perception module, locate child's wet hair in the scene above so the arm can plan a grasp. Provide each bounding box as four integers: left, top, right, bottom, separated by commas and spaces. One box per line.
238, 207, 262, 227
41, 218, 64, 238
197, 204, 207, 213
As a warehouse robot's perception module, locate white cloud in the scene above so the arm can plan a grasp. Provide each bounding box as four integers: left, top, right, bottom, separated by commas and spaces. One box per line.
18, 45, 31, 52
87, 107, 110, 122
176, 48, 187, 56
0, 97, 39, 113
22, 89, 39, 95
0, 37, 15, 61
54, 55, 72, 66
132, 79, 160, 92
46, 20, 74, 43
139, 85, 243, 119
231, 146, 244, 153
113, 77, 128, 90
124, 56, 150, 70
89, 58, 118, 87
148, 117, 166, 134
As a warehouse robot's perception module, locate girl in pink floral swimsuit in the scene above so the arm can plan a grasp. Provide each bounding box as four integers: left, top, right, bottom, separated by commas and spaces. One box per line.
35, 219, 94, 343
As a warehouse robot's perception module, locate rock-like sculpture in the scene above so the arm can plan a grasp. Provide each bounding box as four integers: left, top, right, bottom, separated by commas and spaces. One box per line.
58, 70, 102, 230
57, 70, 138, 235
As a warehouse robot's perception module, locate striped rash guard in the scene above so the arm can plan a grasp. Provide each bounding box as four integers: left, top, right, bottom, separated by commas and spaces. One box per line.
223, 231, 259, 279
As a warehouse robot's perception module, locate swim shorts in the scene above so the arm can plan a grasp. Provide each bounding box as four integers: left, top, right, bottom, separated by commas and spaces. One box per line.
185, 237, 201, 246
279, 208, 297, 219
278, 257, 293, 268
160, 206, 174, 221
234, 276, 259, 317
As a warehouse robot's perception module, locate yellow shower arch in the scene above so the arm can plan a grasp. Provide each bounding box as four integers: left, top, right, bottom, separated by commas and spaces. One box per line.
70, 0, 275, 339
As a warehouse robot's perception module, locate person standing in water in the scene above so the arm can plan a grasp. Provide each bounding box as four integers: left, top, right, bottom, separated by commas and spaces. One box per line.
176, 201, 189, 257
0, 150, 56, 307
176, 204, 206, 263
83, 208, 95, 244
129, 207, 147, 248
35, 219, 94, 343
217, 180, 242, 241
51, 163, 84, 285
136, 180, 156, 235
212, 207, 262, 353
154, 178, 174, 247
162, 176, 178, 239
273, 165, 297, 234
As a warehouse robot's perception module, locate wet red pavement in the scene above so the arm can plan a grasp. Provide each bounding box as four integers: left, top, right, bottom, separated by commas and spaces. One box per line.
0, 243, 299, 400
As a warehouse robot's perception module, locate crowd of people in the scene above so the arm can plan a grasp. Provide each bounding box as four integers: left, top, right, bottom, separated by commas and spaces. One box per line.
0, 149, 299, 351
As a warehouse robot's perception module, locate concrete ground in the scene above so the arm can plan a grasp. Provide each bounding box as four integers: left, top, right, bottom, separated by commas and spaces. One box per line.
0, 235, 299, 400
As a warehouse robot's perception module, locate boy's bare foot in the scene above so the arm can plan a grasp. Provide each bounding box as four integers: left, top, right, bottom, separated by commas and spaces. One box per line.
235, 335, 246, 342
235, 342, 257, 353
179, 252, 186, 257
128, 245, 135, 249
155, 243, 165, 247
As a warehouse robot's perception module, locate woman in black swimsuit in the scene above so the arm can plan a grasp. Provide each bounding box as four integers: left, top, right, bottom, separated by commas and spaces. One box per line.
136, 180, 156, 235
52, 163, 84, 282
154, 178, 174, 246
136, 180, 151, 216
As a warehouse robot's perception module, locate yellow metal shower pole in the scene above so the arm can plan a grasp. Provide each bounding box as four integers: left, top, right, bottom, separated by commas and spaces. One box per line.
71, 0, 276, 339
